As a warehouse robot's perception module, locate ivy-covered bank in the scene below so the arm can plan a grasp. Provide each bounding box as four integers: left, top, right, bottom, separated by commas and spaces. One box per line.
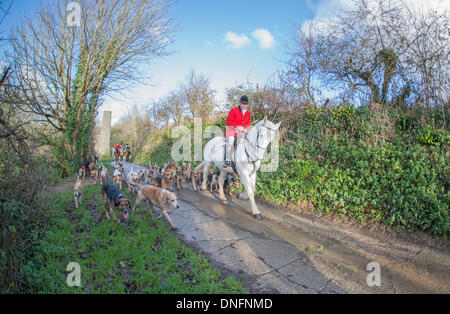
256, 104, 449, 236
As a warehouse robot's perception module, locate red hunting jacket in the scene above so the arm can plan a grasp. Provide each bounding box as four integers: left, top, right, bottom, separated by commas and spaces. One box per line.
225, 106, 251, 137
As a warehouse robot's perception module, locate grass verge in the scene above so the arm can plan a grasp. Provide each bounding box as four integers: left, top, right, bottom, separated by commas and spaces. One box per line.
22, 183, 247, 293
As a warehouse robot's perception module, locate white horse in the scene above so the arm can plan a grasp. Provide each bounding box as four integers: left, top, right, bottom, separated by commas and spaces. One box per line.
195, 117, 281, 219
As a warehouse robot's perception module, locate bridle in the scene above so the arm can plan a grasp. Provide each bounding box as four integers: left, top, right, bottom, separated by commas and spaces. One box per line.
243, 123, 277, 163
232, 123, 277, 177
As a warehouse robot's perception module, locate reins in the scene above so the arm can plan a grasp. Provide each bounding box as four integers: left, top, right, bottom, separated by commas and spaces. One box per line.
238, 123, 277, 177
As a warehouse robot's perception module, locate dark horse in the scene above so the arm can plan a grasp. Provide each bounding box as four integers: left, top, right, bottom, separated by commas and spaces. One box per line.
114, 147, 122, 162
124, 148, 131, 162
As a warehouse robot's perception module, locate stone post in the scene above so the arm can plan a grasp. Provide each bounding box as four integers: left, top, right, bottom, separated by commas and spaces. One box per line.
98, 111, 111, 157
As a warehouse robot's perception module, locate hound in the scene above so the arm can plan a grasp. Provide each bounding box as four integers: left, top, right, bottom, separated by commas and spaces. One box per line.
99, 163, 109, 185
191, 170, 202, 192
117, 162, 125, 179
132, 184, 180, 230
101, 184, 131, 223
113, 166, 123, 190
224, 172, 240, 197
175, 167, 183, 190
207, 169, 219, 193
136, 168, 146, 184
146, 165, 155, 184
158, 163, 168, 174
90, 166, 99, 184
73, 175, 84, 209
78, 160, 93, 180
126, 171, 140, 196
153, 171, 174, 192
148, 166, 159, 185
183, 163, 192, 183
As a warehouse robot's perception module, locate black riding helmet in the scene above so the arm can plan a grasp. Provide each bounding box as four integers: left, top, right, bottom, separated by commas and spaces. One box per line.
240, 95, 248, 104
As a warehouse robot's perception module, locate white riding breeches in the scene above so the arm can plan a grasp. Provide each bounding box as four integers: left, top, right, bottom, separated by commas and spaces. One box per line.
227, 136, 235, 147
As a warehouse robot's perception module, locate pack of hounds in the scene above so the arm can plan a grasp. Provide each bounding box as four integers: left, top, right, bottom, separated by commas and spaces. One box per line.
73, 158, 240, 230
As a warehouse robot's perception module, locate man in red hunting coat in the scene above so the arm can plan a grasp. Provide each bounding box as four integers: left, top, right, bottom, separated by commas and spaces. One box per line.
224, 95, 251, 166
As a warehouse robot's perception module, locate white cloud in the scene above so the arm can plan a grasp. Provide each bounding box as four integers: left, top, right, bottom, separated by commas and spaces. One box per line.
251, 29, 275, 49
298, 0, 353, 37
223, 31, 251, 49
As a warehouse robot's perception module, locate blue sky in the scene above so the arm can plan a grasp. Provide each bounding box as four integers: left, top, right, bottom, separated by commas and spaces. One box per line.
2, 0, 445, 125
136, 1, 315, 104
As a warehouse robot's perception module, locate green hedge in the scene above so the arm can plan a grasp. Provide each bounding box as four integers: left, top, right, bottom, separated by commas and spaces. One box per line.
256, 104, 449, 236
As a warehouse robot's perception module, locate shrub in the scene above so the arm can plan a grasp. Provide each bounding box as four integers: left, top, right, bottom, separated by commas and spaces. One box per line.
417, 125, 449, 147
0, 156, 50, 292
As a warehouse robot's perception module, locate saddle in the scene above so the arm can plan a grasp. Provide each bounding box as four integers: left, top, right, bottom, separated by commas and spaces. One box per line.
224, 134, 245, 171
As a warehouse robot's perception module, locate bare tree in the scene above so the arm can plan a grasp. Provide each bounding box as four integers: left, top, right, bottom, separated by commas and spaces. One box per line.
182, 70, 216, 121
0, 1, 14, 88
0, 0, 14, 42
283, 20, 326, 106
165, 89, 187, 125
285, 0, 449, 108
4, 0, 174, 174
316, 0, 405, 105
146, 70, 215, 128
148, 97, 171, 129
146, 89, 186, 128
389, 2, 449, 108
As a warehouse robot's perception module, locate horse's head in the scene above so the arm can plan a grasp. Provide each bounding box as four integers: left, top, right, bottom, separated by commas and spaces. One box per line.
262, 116, 281, 139
250, 117, 281, 157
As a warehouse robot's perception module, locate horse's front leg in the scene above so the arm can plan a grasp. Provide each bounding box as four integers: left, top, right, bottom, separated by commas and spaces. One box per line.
240, 162, 259, 199
218, 170, 228, 205
250, 172, 257, 192
240, 172, 262, 219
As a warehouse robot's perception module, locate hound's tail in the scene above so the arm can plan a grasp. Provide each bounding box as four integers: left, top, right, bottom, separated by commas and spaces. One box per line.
194, 161, 205, 172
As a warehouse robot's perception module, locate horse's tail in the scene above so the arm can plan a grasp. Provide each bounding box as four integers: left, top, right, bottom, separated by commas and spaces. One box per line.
194, 161, 205, 172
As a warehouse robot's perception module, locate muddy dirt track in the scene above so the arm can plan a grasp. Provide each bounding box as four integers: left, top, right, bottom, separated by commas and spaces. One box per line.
111, 160, 449, 294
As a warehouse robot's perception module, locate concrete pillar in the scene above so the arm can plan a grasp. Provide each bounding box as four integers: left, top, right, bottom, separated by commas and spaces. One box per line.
97, 111, 111, 157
